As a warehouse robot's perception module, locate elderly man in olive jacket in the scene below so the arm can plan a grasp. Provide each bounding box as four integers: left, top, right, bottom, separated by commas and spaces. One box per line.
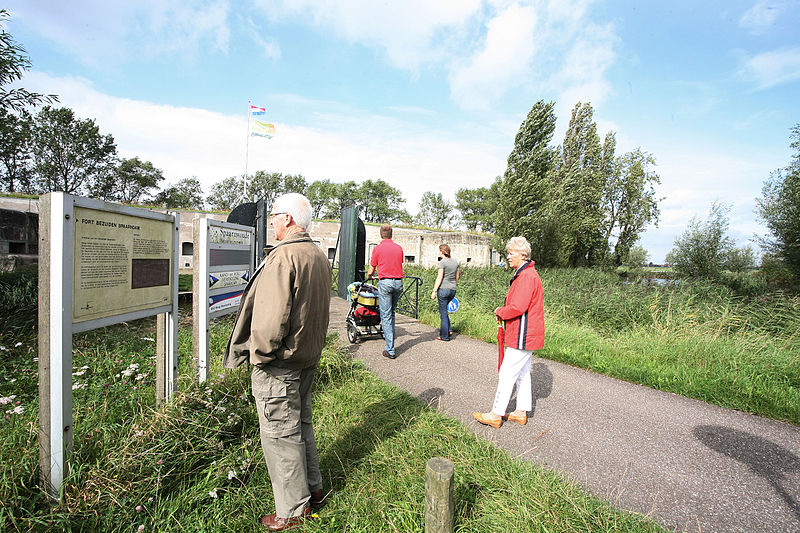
224, 193, 331, 531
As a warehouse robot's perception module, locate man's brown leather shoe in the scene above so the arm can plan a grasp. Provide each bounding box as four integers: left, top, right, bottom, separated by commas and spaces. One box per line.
260, 506, 311, 530
310, 489, 330, 510
472, 412, 502, 428
503, 411, 527, 425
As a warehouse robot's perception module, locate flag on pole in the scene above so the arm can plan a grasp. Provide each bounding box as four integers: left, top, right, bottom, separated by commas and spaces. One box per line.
249, 104, 266, 116
251, 120, 275, 138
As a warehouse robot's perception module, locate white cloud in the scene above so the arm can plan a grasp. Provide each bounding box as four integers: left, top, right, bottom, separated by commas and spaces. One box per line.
739, 0, 782, 33
548, 21, 617, 126
23, 72, 506, 211
259, 0, 618, 113
449, 3, 538, 109
259, 0, 482, 71
5, 0, 231, 65
738, 47, 800, 90
142, 1, 231, 57
245, 17, 281, 60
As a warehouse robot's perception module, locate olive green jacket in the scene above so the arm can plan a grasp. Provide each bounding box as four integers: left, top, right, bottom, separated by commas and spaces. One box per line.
223, 232, 331, 370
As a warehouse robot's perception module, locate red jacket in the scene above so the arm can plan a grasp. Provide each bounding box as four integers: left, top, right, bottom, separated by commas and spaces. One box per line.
496, 261, 544, 351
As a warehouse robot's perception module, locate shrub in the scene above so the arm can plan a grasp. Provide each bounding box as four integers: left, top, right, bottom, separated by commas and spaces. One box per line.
0, 267, 37, 338
666, 202, 733, 280
720, 270, 767, 297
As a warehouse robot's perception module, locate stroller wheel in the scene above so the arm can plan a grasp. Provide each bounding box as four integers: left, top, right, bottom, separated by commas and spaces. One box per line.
347, 320, 359, 344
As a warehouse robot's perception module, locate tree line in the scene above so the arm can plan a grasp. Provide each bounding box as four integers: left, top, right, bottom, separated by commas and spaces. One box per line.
465, 98, 798, 288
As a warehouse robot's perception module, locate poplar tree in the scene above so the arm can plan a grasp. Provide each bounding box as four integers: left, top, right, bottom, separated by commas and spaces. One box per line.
609, 149, 661, 264
496, 100, 661, 267
550, 102, 605, 266
494, 100, 557, 263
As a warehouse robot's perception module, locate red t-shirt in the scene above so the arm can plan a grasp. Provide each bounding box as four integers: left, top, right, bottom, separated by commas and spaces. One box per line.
370, 239, 404, 278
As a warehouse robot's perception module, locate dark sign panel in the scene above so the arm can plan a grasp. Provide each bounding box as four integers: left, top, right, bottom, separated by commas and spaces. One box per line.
131, 258, 170, 289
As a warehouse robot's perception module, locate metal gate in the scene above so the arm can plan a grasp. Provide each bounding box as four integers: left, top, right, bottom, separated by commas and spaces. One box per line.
336, 205, 360, 299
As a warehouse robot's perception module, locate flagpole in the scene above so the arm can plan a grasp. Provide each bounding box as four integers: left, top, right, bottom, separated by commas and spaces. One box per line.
244, 100, 251, 202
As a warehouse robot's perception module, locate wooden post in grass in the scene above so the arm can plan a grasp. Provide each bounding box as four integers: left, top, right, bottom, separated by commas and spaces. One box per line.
425, 457, 454, 533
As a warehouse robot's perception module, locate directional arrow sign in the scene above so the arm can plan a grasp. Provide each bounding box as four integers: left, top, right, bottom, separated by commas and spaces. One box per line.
208, 269, 249, 290
447, 297, 460, 313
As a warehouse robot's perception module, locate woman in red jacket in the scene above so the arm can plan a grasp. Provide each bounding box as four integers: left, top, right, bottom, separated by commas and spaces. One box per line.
473, 236, 544, 428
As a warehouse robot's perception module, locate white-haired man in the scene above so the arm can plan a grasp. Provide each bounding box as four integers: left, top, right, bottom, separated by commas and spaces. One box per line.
224, 192, 331, 530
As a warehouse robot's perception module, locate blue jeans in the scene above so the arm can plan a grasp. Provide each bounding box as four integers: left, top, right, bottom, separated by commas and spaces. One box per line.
377, 278, 403, 355
437, 288, 456, 340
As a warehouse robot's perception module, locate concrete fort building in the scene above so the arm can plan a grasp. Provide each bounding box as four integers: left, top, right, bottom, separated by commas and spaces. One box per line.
175, 216, 497, 272
0, 196, 498, 272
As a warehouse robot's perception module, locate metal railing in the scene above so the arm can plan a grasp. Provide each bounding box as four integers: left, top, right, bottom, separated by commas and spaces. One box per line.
396, 275, 423, 319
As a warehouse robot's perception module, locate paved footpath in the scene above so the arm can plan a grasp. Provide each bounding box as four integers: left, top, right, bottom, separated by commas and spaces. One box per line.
328, 295, 800, 533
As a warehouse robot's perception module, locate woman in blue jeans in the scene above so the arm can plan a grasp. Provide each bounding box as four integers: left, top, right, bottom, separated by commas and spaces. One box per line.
430, 244, 460, 341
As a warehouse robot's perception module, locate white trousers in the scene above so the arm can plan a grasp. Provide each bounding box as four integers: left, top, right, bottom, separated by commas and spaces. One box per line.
491, 346, 533, 416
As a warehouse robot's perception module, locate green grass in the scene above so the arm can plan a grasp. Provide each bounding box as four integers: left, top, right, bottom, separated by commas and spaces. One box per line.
178, 274, 192, 292
0, 312, 664, 532
406, 265, 800, 424
0, 192, 38, 199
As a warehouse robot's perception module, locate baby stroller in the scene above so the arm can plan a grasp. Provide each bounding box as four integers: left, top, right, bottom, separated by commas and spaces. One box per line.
346, 281, 383, 344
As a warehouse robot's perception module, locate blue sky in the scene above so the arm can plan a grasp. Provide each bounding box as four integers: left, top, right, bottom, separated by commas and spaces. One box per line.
5, 0, 800, 262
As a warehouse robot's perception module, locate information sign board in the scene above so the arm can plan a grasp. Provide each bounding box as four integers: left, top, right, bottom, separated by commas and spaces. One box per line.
193, 218, 254, 383
37, 193, 179, 502
209, 225, 252, 245
73, 207, 174, 323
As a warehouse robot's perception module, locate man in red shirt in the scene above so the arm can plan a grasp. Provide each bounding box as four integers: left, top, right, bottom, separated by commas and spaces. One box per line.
366, 224, 404, 359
